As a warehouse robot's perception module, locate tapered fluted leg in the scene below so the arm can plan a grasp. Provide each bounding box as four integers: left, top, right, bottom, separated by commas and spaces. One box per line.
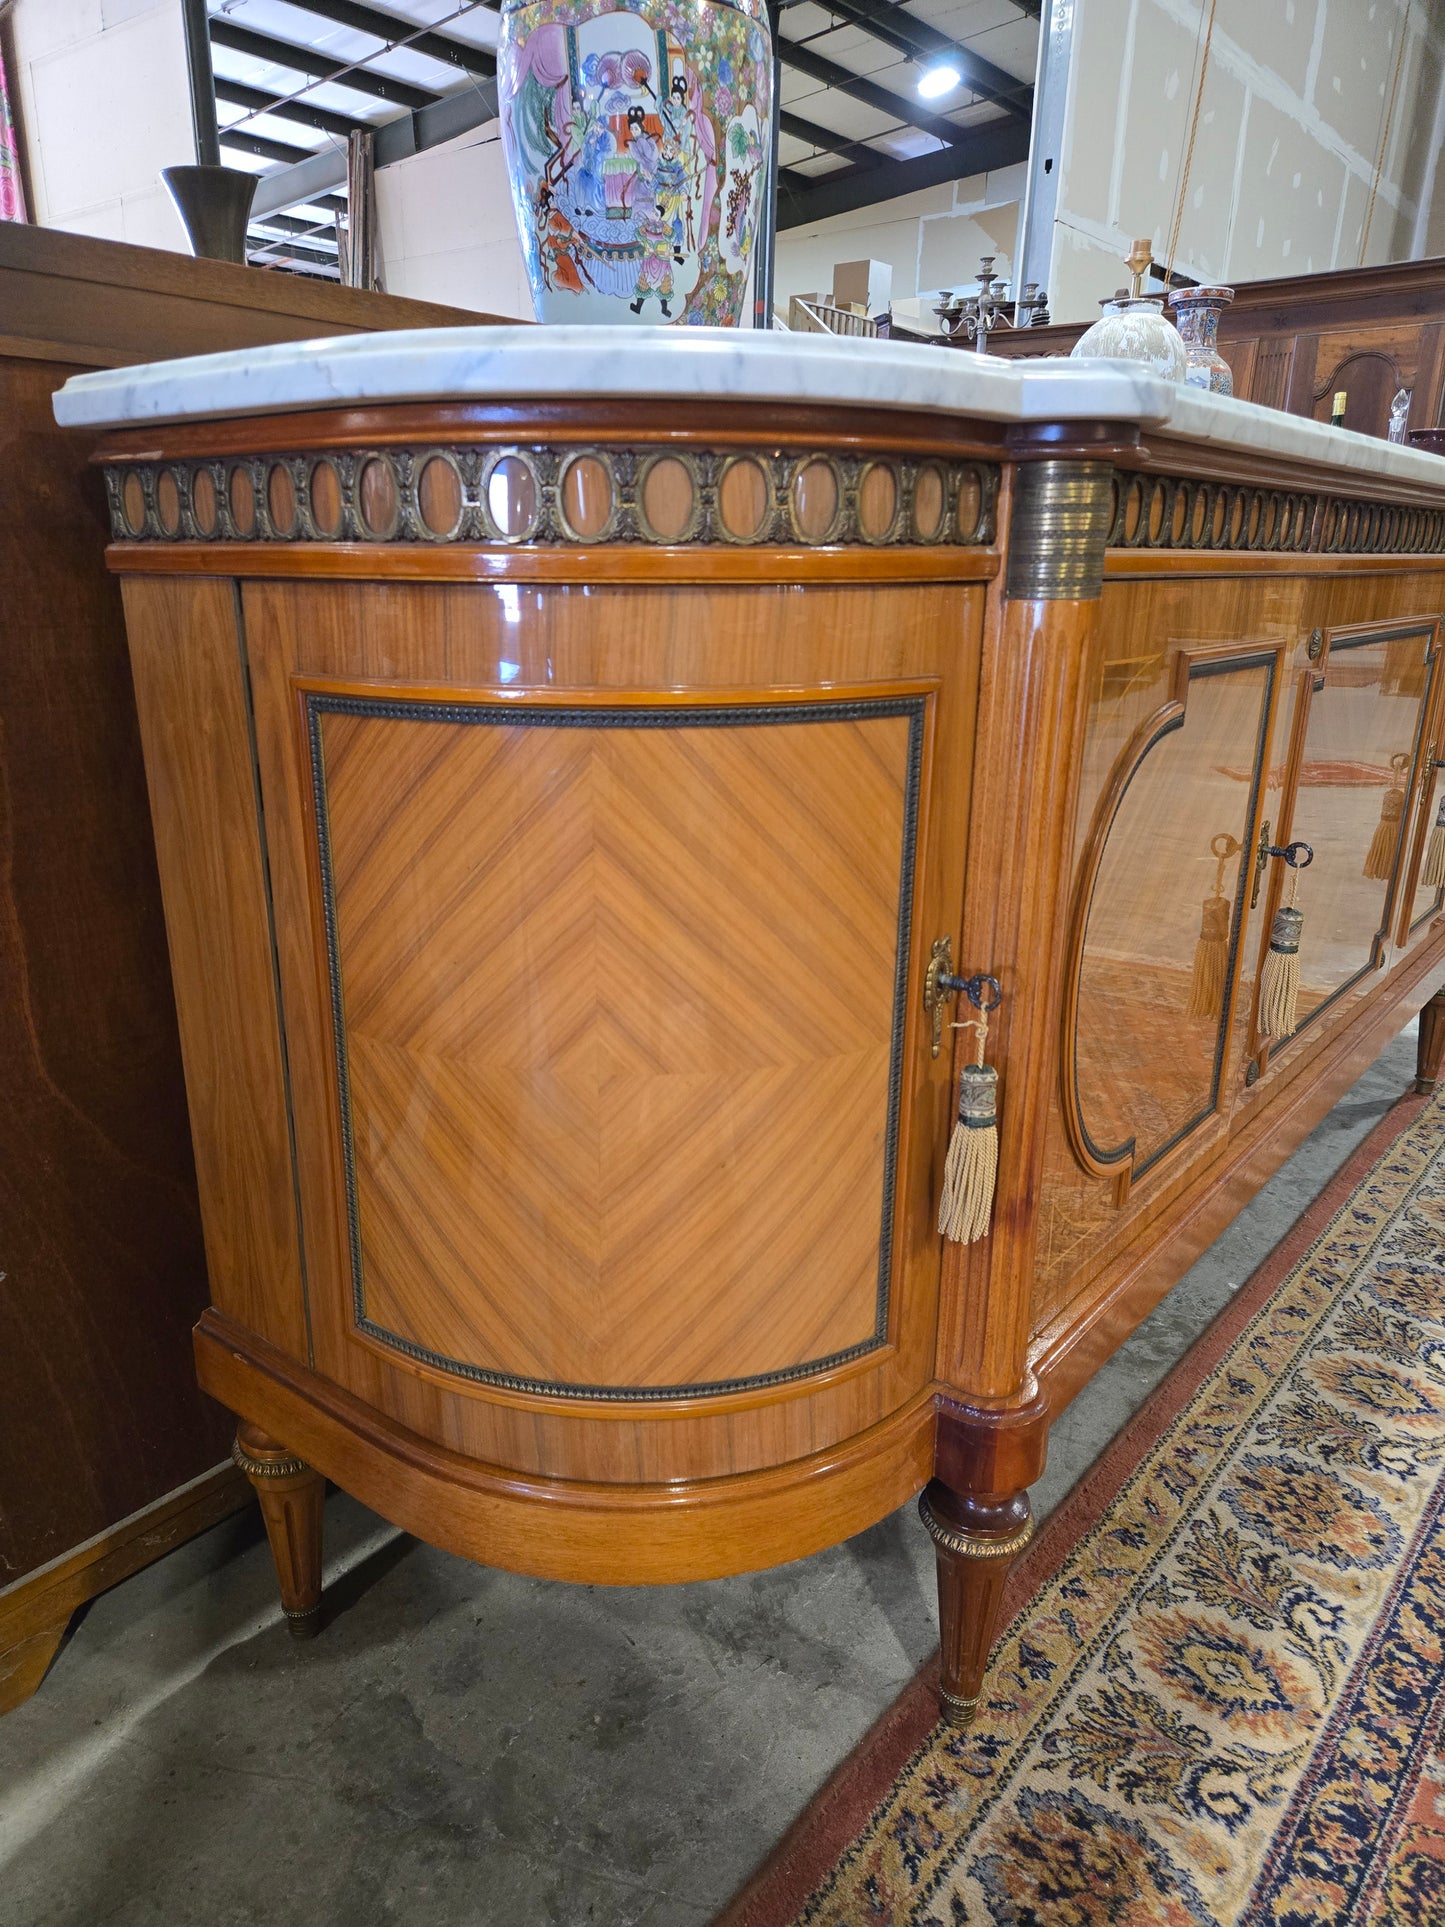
233, 1423, 325, 1639
1417, 989, 1445, 1094
919, 1480, 1035, 1727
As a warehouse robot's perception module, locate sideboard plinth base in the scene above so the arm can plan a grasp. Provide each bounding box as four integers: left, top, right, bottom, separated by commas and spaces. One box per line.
196, 1311, 938, 1589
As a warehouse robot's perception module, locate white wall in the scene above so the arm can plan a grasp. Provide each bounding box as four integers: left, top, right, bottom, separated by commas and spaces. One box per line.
374, 124, 534, 319
1048, 0, 1445, 322
8, 0, 191, 251
372, 123, 1030, 324
774, 161, 1026, 315
376, 140, 1027, 325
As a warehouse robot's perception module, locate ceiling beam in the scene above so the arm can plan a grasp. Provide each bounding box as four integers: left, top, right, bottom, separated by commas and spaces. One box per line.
777, 115, 1031, 228
278, 0, 496, 78
249, 239, 341, 268
779, 107, 883, 169
221, 128, 318, 164
248, 210, 340, 240
246, 76, 500, 216
776, 37, 978, 147
209, 19, 438, 111
811, 0, 1031, 121
215, 77, 371, 141
250, 144, 353, 215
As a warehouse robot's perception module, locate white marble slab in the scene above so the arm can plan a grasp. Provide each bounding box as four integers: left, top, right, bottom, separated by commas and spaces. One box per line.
51, 325, 1445, 494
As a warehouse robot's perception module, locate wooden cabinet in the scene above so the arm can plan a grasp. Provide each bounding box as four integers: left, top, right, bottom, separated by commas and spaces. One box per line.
0, 224, 504, 1713
74, 344, 1445, 1726
982, 257, 1445, 440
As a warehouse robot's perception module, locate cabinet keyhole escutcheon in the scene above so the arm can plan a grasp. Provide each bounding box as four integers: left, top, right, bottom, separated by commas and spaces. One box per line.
923, 937, 1003, 1058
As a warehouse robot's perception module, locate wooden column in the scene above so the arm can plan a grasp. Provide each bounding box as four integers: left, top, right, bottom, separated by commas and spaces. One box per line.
233, 1422, 325, 1638
926, 435, 1119, 1722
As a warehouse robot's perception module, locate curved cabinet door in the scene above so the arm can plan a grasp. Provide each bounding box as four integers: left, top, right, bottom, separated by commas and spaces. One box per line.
236, 573, 982, 1472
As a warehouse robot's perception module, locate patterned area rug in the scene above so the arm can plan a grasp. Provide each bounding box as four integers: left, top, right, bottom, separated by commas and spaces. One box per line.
721, 1090, 1445, 1926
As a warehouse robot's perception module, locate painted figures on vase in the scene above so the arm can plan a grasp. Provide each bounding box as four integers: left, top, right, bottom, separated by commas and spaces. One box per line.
499, 0, 771, 326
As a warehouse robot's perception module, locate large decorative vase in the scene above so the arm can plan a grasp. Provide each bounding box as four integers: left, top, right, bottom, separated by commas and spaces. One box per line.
1070, 296, 1188, 382
499, 0, 772, 326
1169, 284, 1234, 394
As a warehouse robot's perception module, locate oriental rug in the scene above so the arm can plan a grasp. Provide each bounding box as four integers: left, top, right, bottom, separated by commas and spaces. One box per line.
720, 1088, 1445, 1927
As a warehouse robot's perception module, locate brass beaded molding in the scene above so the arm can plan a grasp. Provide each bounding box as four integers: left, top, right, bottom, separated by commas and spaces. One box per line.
917, 1490, 1036, 1561
104, 444, 999, 550
231, 1437, 309, 1481
1109, 469, 1445, 556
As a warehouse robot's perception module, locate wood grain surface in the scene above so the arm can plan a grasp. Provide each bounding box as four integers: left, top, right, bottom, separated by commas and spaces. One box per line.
196, 1311, 938, 1585
109, 395, 1445, 1609
315, 693, 917, 1391
0, 230, 502, 1710
120, 576, 310, 1363
147, 571, 988, 1488
0, 359, 225, 1585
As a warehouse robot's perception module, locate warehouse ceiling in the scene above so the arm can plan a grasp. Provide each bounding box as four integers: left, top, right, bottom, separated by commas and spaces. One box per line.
203, 0, 1038, 277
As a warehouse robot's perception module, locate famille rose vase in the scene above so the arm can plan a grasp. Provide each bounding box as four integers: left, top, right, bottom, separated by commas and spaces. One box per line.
1168, 284, 1235, 395
498, 0, 773, 327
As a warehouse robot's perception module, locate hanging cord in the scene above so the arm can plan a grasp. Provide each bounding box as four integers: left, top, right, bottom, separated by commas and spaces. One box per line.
954, 1008, 989, 1068
1360, 1, 1410, 267
1164, 0, 1220, 285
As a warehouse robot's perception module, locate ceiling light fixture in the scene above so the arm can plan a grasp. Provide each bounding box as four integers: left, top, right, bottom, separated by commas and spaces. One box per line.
917, 64, 962, 100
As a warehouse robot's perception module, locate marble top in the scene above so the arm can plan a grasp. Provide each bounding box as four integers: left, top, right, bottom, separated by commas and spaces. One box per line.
52, 325, 1445, 494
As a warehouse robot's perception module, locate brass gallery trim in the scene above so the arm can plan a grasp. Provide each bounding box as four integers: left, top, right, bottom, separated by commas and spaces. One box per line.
103, 446, 999, 551
305, 690, 927, 1402
1108, 470, 1445, 558
231, 1438, 309, 1481
917, 1490, 1036, 1560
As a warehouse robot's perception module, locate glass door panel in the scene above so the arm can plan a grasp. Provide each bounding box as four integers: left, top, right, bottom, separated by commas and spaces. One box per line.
1273, 621, 1436, 1041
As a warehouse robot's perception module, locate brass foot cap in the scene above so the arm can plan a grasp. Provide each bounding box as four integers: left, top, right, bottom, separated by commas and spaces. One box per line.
939, 1688, 979, 1729
1417, 1076, 1437, 1096
284, 1604, 323, 1641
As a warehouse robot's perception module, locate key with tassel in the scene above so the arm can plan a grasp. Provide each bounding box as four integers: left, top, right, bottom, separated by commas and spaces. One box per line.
1365, 752, 1412, 881
1257, 838, 1314, 1041
1186, 831, 1242, 1018
935, 972, 1003, 1247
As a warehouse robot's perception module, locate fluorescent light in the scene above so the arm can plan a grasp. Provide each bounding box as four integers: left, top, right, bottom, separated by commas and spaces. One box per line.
917, 64, 961, 99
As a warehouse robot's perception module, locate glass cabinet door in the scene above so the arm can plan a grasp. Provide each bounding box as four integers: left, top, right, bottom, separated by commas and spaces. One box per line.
1262, 619, 1439, 1050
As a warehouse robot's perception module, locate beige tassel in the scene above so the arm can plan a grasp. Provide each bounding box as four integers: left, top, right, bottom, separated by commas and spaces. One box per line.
1185, 833, 1240, 1019
938, 1012, 998, 1245
1258, 866, 1304, 1040
1364, 754, 1411, 880
1187, 897, 1230, 1017
1425, 796, 1445, 889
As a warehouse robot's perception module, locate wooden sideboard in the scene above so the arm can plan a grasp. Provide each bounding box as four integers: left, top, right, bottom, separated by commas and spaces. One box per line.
0, 224, 507, 1714
982, 257, 1445, 440
64, 336, 1445, 1726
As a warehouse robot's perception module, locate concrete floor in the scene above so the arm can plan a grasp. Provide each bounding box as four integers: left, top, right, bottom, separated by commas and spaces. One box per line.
0, 1025, 1421, 1927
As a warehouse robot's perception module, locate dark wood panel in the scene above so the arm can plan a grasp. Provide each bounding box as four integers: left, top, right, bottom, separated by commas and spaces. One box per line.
0, 223, 508, 367
0, 229, 502, 1710
981, 257, 1445, 441
0, 356, 226, 1576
